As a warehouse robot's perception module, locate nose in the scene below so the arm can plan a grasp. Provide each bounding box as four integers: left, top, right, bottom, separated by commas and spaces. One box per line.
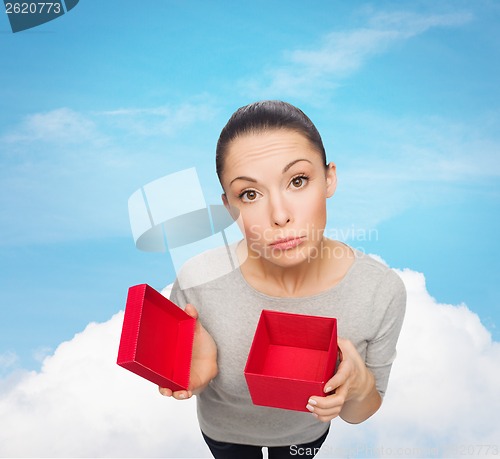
269, 193, 291, 227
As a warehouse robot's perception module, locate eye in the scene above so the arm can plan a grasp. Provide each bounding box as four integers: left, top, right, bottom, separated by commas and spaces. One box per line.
239, 189, 261, 203
290, 175, 309, 189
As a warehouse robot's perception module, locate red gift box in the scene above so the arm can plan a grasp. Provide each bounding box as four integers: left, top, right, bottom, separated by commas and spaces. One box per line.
116, 284, 195, 391
244, 310, 338, 412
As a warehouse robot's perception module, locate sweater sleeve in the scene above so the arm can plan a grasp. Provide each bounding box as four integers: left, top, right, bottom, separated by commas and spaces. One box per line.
169, 279, 188, 309
365, 269, 406, 398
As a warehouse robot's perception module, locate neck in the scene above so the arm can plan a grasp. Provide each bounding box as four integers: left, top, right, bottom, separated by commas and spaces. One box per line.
237, 238, 334, 297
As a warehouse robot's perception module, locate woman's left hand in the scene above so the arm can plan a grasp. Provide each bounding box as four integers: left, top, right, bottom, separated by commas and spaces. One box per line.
306, 337, 381, 423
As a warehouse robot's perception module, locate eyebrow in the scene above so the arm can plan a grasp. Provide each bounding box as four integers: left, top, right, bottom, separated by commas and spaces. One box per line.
229, 159, 312, 186
282, 158, 312, 173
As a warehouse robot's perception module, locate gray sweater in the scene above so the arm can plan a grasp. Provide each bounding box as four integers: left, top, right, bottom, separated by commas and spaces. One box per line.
170, 242, 406, 447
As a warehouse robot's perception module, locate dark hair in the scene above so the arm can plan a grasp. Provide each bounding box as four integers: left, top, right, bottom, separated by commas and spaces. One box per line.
216, 100, 327, 183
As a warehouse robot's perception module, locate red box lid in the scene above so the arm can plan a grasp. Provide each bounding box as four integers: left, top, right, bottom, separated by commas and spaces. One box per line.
244, 310, 337, 411
116, 284, 195, 391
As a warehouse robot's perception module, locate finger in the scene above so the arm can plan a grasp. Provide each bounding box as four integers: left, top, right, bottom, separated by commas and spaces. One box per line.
323, 367, 347, 394
172, 390, 192, 400
337, 340, 345, 362
309, 403, 342, 418
332, 380, 349, 400
158, 386, 172, 397
337, 337, 355, 357
306, 399, 343, 422
337, 336, 350, 348
184, 303, 199, 320
307, 394, 343, 411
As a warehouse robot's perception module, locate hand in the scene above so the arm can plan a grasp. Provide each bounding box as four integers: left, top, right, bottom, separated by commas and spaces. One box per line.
159, 303, 218, 400
306, 337, 381, 423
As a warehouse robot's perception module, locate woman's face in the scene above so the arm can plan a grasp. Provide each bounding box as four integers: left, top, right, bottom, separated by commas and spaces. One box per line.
221, 129, 336, 268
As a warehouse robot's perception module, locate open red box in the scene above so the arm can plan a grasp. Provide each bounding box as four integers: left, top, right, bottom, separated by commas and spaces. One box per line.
116, 284, 195, 392
244, 310, 338, 412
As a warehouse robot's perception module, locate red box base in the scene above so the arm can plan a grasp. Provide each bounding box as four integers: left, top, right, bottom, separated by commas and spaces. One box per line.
244, 310, 337, 412
116, 284, 195, 391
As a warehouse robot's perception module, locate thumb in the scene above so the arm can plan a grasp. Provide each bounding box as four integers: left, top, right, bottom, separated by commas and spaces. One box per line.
337, 336, 351, 361
184, 303, 199, 320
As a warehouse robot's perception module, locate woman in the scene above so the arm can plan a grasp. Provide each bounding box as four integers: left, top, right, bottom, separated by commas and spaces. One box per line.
159, 101, 406, 459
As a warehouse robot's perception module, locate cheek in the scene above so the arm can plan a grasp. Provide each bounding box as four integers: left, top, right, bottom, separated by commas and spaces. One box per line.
246, 226, 263, 245
236, 207, 265, 242
312, 198, 327, 223
297, 188, 328, 226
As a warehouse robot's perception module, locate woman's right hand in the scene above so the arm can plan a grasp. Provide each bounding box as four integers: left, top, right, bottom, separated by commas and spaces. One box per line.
159, 303, 218, 400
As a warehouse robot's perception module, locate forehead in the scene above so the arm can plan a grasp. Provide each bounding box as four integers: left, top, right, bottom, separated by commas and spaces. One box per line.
224, 129, 320, 173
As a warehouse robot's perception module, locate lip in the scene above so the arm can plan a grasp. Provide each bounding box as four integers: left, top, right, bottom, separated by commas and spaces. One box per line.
269, 236, 305, 250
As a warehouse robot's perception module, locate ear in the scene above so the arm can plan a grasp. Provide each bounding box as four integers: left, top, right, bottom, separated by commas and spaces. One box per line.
222, 193, 239, 220
222, 192, 229, 209
325, 162, 337, 198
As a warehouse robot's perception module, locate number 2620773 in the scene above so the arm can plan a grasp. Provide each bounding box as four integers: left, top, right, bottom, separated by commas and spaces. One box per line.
5, 3, 62, 14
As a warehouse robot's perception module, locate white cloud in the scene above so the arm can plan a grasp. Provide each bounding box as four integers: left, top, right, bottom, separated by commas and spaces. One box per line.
326, 110, 500, 230
341, 112, 500, 182
242, 10, 472, 100
32, 346, 53, 363
1, 108, 103, 145
0, 300, 210, 457
377, 269, 499, 441
97, 101, 219, 137
318, 266, 500, 458
0, 101, 219, 246
0, 266, 498, 457
0, 351, 18, 372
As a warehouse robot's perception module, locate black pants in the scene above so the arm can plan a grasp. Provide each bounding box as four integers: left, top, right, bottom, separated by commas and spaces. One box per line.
201, 427, 329, 459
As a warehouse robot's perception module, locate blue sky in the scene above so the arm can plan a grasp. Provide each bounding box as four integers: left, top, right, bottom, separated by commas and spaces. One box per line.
0, 0, 499, 380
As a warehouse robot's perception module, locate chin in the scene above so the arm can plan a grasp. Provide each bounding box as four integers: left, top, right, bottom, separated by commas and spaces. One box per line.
263, 246, 314, 268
